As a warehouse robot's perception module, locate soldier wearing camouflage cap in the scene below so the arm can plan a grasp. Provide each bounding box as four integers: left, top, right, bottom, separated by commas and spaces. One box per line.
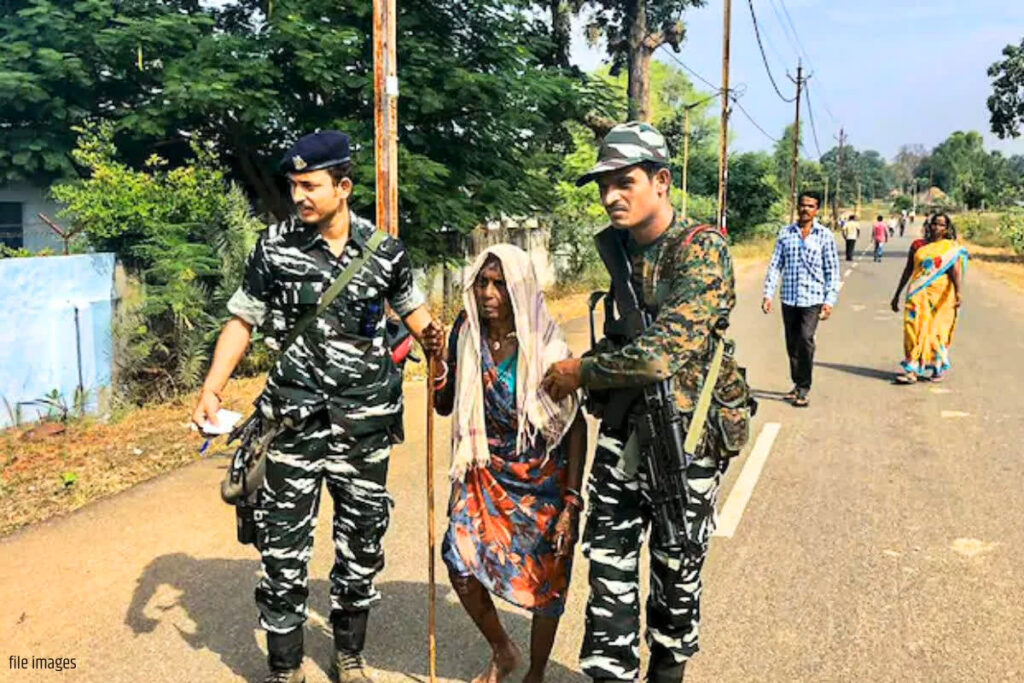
192, 130, 444, 683
543, 122, 751, 682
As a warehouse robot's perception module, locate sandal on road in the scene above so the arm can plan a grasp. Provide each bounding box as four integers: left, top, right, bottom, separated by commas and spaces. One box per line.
930, 373, 946, 383
894, 372, 918, 384
793, 395, 810, 408
783, 387, 800, 402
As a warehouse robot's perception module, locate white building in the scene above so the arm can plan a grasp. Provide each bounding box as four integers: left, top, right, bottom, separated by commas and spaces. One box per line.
0, 183, 66, 252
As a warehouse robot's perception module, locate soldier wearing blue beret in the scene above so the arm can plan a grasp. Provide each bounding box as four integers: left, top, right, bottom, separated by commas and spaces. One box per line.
193, 130, 444, 683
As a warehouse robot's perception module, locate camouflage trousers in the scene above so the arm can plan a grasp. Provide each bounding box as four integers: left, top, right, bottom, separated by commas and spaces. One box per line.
579, 421, 722, 680
253, 411, 392, 635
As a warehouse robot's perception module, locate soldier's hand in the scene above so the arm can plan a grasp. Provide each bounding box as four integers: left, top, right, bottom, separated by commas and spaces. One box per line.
419, 319, 445, 359
542, 359, 582, 402
191, 387, 221, 431
761, 297, 773, 314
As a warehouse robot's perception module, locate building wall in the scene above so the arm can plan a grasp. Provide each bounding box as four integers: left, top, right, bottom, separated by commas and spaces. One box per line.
0, 254, 116, 428
0, 183, 66, 253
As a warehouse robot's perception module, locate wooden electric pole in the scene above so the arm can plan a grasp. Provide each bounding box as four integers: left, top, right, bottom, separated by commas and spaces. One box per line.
717, 0, 732, 232
834, 128, 846, 226
374, 4, 437, 683
823, 175, 830, 227
374, 0, 399, 238
682, 105, 691, 221
787, 62, 806, 224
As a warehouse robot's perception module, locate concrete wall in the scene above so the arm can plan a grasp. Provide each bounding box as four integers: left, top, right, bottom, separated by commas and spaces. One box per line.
417, 221, 556, 306
0, 254, 116, 428
0, 183, 66, 253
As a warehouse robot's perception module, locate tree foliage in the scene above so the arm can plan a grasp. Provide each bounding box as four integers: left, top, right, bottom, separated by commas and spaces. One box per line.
51, 123, 264, 403
1, 0, 605, 260
988, 37, 1024, 140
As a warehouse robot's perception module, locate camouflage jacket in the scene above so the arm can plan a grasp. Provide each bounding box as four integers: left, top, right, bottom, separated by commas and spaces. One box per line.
579, 220, 741, 413
228, 211, 425, 433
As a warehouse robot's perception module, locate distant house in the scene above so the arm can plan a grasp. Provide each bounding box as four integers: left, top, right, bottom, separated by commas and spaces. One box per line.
0, 182, 66, 252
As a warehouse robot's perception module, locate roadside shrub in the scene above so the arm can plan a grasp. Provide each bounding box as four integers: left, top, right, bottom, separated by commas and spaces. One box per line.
52, 123, 265, 404
999, 211, 1024, 255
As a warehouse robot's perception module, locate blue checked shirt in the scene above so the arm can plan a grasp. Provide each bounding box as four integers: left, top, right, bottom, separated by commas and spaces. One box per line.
762, 221, 841, 307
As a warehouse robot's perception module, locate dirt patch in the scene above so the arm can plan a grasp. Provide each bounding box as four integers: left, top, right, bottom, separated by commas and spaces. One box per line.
0, 377, 264, 537
964, 242, 1024, 292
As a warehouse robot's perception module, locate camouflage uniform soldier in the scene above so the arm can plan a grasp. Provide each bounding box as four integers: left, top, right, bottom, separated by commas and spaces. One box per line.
191, 131, 443, 683
543, 122, 750, 683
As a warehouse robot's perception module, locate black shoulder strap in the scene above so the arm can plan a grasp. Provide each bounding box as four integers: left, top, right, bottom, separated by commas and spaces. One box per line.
279, 230, 388, 355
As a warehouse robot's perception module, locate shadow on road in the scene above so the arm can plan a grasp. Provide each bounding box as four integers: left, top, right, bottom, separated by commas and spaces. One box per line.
125, 553, 587, 682
815, 361, 895, 382
751, 389, 792, 403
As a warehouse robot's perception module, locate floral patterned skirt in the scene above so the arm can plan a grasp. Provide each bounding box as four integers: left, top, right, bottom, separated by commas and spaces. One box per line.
442, 448, 570, 618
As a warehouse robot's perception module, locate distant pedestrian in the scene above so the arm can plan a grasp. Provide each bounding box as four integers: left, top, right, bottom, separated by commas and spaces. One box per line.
872, 215, 888, 262
762, 191, 841, 407
887, 216, 896, 238
890, 213, 967, 383
899, 210, 908, 237
841, 213, 860, 261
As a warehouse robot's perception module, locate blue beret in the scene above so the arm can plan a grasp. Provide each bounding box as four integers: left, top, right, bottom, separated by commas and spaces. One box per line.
279, 130, 351, 174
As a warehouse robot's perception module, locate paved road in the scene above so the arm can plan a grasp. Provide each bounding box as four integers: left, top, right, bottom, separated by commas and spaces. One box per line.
2, 234, 1022, 682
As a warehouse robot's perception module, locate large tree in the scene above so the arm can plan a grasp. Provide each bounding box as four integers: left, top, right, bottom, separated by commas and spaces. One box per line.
988, 37, 1024, 139
580, 0, 705, 122
930, 131, 990, 208
1, 0, 604, 259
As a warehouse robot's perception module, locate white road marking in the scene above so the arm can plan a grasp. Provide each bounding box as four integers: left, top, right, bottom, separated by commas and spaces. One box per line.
844, 268, 853, 278
941, 410, 970, 419
930, 387, 953, 394
852, 304, 866, 312
852, 262, 859, 268
713, 423, 781, 539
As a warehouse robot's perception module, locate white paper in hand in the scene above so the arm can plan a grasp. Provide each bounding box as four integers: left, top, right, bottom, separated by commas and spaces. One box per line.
200, 409, 243, 436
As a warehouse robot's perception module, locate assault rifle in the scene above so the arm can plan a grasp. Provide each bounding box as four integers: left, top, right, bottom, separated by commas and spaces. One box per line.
585, 227, 693, 550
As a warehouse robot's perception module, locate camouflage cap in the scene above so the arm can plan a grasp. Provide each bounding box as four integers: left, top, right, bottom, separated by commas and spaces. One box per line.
576, 121, 671, 186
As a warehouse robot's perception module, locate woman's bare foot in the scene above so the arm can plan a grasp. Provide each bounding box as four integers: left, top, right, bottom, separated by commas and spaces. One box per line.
472, 642, 522, 683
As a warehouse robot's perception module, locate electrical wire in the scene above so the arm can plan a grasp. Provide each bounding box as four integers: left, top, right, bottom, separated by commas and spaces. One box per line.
746, 0, 796, 103
804, 81, 824, 158
731, 96, 780, 143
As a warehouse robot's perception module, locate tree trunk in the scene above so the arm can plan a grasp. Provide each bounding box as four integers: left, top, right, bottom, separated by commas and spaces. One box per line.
549, 0, 572, 69
626, 0, 652, 122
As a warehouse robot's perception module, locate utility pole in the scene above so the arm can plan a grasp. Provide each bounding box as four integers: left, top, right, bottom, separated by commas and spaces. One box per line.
717, 0, 732, 232
374, 4, 437, 683
913, 178, 918, 214
834, 128, 846, 226
823, 174, 830, 227
788, 62, 805, 224
682, 105, 690, 221
856, 180, 862, 217
374, 0, 399, 238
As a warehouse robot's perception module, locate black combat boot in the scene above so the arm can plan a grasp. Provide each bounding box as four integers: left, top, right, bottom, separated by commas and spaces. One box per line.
265, 628, 305, 683
331, 609, 372, 683
646, 646, 686, 683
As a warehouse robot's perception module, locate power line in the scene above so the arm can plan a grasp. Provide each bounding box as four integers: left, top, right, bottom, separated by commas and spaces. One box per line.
658, 45, 722, 92
804, 81, 824, 158
777, 0, 812, 68
731, 96, 780, 143
746, 0, 795, 103
766, 0, 840, 126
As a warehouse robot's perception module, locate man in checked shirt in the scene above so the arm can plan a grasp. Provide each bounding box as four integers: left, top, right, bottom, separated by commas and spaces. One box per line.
761, 191, 840, 408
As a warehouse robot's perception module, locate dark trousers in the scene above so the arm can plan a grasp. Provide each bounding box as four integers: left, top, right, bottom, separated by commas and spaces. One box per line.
782, 304, 821, 392
845, 238, 856, 261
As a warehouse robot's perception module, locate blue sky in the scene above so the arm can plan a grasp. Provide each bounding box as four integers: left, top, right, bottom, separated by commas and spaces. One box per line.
570, 0, 1024, 160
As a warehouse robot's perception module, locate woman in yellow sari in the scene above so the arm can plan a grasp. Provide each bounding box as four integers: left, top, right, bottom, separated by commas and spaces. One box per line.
890, 213, 968, 383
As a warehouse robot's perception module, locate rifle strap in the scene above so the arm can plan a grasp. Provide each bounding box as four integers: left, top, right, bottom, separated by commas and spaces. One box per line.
679, 223, 728, 456
683, 337, 724, 456
279, 229, 388, 355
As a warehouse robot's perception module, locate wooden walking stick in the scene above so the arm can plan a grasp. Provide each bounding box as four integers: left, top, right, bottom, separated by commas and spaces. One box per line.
374, 0, 438, 680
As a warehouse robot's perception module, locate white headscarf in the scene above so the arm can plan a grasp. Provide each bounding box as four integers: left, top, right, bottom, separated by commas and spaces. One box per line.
449, 244, 579, 481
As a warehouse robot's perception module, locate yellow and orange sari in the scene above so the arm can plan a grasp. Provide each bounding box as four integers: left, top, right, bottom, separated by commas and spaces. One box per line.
901, 238, 968, 377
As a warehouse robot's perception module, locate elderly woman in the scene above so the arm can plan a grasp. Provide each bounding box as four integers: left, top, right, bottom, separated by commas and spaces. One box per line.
890, 213, 968, 383
434, 245, 587, 683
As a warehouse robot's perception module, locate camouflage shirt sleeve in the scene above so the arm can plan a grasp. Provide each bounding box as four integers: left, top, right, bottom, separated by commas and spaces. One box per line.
385, 237, 426, 318
580, 232, 735, 390
227, 234, 273, 327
